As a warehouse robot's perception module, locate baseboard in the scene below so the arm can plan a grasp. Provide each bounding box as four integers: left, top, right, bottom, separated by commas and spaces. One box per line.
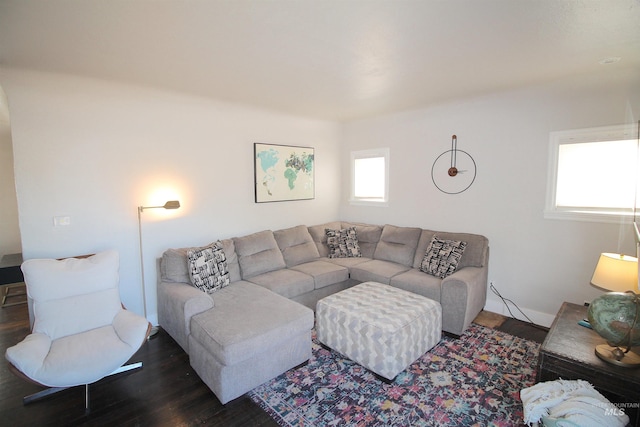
483, 299, 555, 328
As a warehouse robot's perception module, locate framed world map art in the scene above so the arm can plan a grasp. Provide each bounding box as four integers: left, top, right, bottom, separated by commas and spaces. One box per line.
254, 143, 315, 203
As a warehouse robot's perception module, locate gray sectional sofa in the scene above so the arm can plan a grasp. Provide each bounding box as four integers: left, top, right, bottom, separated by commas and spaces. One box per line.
157, 221, 489, 404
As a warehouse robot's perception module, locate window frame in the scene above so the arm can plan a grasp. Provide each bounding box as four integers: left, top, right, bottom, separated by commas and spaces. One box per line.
545, 124, 639, 223
350, 147, 390, 206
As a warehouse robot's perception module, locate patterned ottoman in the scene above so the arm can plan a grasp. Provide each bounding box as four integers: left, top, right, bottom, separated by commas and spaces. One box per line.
316, 281, 442, 380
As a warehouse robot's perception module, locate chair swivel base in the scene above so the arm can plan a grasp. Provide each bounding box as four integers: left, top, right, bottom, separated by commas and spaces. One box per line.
24, 386, 69, 405
23, 361, 143, 409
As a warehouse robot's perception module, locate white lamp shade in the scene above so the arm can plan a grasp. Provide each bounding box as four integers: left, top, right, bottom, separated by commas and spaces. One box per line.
590, 252, 638, 292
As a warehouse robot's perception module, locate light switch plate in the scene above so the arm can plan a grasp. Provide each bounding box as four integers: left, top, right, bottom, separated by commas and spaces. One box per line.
53, 216, 71, 227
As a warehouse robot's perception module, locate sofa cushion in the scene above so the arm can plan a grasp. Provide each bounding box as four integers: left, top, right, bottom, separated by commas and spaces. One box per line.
290, 260, 349, 290
341, 222, 383, 258
349, 259, 410, 285
326, 227, 362, 258
413, 230, 487, 269
391, 268, 443, 302
373, 224, 422, 267
246, 268, 315, 298
322, 256, 371, 268
420, 236, 467, 278
161, 239, 241, 283
187, 242, 230, 294
233, 230, 286, 279
189, 281, 314, 367
274, 225, 320, 267
308, 221, 342, 257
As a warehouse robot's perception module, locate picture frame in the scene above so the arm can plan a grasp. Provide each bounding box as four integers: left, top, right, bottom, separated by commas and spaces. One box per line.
254, 143, 315, 203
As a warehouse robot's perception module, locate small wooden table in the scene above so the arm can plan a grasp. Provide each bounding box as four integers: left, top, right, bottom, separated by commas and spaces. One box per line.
538, 302, 640, 426
0, 253, 25, 307
0, 253, 23, 285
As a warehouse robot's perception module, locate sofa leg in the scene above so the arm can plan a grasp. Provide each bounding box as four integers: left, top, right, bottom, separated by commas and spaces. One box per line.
218, 359, 313, 407
292, 360, 309, 370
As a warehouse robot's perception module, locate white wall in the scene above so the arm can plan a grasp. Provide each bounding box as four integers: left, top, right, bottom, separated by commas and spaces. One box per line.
3, 65, 638, 328
0, 87, 21, 259
340, 68, 640, 326
0, 67, 342, 323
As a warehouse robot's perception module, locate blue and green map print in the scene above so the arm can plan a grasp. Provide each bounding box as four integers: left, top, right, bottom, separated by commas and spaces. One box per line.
254, 143, 314, 202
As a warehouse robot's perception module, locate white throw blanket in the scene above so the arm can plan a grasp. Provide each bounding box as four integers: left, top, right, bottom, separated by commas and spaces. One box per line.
520, 379, 629, 427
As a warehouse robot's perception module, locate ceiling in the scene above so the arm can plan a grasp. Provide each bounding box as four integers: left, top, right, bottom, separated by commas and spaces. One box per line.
1, 0, 639, 121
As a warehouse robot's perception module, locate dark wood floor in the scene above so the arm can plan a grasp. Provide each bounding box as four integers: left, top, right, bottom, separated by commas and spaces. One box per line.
0, 291, 547, 427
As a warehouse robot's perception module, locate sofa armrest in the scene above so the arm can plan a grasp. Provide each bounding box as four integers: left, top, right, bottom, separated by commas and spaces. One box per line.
440, 265, 488, 336
157, 281, 214, 353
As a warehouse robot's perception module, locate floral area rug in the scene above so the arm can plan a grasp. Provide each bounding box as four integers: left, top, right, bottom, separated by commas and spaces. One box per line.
249, 324, 540, 427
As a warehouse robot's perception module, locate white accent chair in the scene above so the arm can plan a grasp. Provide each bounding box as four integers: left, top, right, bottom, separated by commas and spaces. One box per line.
5, 250, 151, 410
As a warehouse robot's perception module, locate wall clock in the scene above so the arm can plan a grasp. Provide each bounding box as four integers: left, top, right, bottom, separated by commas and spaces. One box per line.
431, 135, 477, 194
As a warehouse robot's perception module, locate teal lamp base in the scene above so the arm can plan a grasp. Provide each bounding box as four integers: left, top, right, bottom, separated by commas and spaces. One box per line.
587, 291, 640, 369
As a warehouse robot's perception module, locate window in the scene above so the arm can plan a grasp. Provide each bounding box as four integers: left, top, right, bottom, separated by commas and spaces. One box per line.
350, 148, 389, 205
545, 124, 639, 222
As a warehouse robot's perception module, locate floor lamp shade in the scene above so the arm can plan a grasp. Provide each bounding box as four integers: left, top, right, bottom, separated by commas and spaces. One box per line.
137, 200, 181, 337
139, 200, 181, 212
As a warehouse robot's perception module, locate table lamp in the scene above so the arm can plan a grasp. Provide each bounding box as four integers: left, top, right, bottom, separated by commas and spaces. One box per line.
588, 252, 640, 367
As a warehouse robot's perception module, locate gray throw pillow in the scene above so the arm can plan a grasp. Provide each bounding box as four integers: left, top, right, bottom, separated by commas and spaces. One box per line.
325, 227, 362, 258
187, 241, 230, 293
420, 236, 467, 278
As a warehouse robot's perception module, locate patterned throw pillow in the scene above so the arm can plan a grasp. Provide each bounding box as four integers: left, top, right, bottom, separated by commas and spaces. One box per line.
187, 241, 230, 293
325, 227, 362, 258
420, 236, 467, 278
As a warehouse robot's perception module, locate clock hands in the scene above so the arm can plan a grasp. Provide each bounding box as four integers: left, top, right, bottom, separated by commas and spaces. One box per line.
448, 135, 458, 176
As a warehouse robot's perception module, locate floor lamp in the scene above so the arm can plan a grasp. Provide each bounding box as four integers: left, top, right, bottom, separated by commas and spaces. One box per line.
137, 200, 180, 338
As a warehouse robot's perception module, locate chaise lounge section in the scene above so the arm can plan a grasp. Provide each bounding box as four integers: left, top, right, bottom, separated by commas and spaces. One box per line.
157, 221, 489, 403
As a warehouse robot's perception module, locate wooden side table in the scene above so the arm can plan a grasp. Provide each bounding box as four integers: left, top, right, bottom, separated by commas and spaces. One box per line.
0, 253, 26, 308
538, 302, 640, 426
0, 253, 23, 285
